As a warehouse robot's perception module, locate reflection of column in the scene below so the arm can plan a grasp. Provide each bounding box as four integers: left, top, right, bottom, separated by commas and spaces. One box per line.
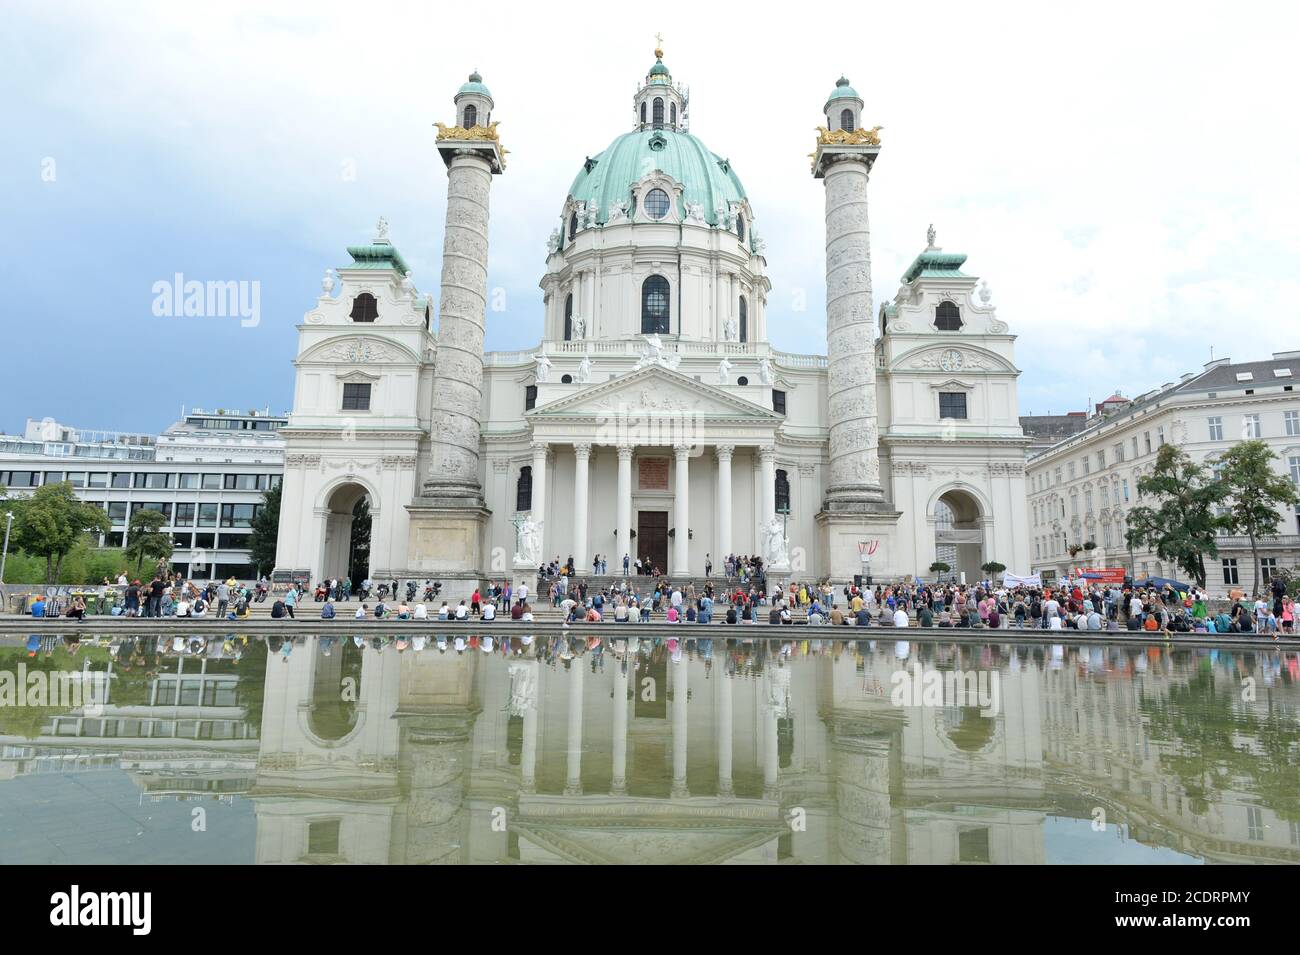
573, 443, 591, 574
826, 719, 894, 865
564, 660, 584, 795
518, 661, 539, 794
531, 440, 549, 554
760, 445, 777, 520
717, 670, 734, 797
616, 445, 633, 571
671, 657, 689, 798
612, 660, 629, 795
762, 676, 779, 800
716, 445, 734, 560
673, 444, 690, 575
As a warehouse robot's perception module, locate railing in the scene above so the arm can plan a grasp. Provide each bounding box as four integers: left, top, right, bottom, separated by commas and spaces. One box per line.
1215, 535, 1300, 549
773, 351, 828, 369
483, 341, 831, 369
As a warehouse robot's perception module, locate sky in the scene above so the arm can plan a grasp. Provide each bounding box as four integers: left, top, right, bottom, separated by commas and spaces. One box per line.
3, 0, 1298, 435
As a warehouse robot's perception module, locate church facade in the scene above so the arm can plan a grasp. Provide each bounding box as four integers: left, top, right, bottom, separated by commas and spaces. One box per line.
273, 49, 1029, 596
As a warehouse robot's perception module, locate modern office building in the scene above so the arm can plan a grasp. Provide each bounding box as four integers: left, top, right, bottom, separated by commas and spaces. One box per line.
0, 408, 285, 580
1026, 352, 1300, 591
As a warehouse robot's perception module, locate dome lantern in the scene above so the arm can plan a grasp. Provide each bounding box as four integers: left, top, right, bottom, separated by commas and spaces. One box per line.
634, 35, 685, 132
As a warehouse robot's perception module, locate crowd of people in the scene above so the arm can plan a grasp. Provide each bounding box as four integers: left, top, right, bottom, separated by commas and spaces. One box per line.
22, 556, 1297, 641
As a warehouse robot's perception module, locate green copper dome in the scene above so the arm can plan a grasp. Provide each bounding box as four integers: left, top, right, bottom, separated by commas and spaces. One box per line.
826, 76, 860, 102
457, 70, 491, 98
567, 128, 747, 229
648, 57, 670, 79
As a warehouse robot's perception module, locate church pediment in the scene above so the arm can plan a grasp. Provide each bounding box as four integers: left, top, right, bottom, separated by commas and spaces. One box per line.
512, 819, 784, 865
889, 343, 1017, 375
297, 334, 421, 365
528, 365, 782, 420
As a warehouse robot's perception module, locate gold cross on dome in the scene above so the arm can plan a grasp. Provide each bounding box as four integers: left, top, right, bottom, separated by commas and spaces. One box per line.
654, 33, 664, 57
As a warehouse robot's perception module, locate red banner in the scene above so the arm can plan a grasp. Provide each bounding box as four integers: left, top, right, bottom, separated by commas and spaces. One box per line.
1082, 567, 1126, 585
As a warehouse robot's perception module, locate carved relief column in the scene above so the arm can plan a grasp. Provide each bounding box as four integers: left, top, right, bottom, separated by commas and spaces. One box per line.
715, 444, 734, 560
424, 147, 500, 502
673, 443, 690, 575
572, 443, 591, 574
616, 445, 633, 572
814, 139, 884, 509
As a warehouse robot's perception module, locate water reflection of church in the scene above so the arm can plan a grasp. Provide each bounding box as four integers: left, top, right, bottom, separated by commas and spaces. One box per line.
247, 639, 1300, 865
3, 637, 1298, 864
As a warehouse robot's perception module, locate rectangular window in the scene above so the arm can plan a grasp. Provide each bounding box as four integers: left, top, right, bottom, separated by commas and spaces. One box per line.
341, 382, 371, 411
1261, 557, 1278, 581
1207, 416, 1223, 441
1054, 467, 1062, 485
0, 471, 38, 487
107, 502, 129, 524
197, 502, 219, 527
1156, 425, 1165, 445
66, 471, 87, 488
43, 471, 64, 485
1071, 495, 1079, 517
1243, 414, 1262, 439
1097, 451, 1106, 470
223, 474, 260, 491
1290, 455, 1300, 486
177, 473, 200, 490
1247, 806, 1264, 841
1100, 485, 1109, 507
938, 392, 967, 419
1131, 436, 1139, 457
772, 389, 787, 415
1287, 411, 1300, 437
1085, 490, 1093, 513
111, 472, 131, 489
1068, 462, 1076, 479
201, 473, 222, 490
174, 503, 196, 526
220, 503, 256, 528
142, 472, 171, 489
1222, 558, 1239, 585
1083, 457, 1090, 475
1114, 443, 1125, 463
1143, 432, 1152, 454
524, 385, 538, 411
85, 472, 107, 488
1122, 479, 1130, 503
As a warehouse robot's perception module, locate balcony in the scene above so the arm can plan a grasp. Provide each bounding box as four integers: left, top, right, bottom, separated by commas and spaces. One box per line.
1215, 535, 1300, 550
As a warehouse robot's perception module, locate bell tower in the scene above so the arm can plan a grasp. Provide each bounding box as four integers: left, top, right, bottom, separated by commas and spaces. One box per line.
633, 36, 686, 131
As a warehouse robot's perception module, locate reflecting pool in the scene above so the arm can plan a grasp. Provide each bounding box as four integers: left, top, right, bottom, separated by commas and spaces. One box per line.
1, 632, 1298, 864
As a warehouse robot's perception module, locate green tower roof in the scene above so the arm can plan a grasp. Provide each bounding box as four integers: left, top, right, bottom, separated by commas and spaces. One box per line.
567, 128, 747, 229
345, 242, 411, 274
457, 70, 491, 98
826, 76, 861, 102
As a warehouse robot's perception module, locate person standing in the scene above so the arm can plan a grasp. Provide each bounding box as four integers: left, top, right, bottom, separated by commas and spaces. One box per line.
284, 584, 297, 619
623, 553, 630, 576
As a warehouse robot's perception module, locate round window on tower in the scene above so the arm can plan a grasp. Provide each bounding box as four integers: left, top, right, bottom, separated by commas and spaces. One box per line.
737, 376, 749, 386
561, 374, 573, 384
645, 188, 671, 220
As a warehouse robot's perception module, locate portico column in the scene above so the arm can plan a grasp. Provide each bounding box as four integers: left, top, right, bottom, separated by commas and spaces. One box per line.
760, 445, 777, 520
671, 655, 689, 798
616, 445, 633, 574
673, 444, 690, 575
531, 440, 548, 555
573, 443, 591, 574
715, 445, 734, 561
564, 658, 584, 796
612, 659, 629, 795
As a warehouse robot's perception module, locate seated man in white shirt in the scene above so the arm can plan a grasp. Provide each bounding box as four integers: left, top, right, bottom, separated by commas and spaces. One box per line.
482, 602, 496, 622
455, 600, 469, 620
355, 605, 368, 620
413, 603, 428, 620
438, 602, 450, 620
893, 607, 909, 629
174, 597, 191, 618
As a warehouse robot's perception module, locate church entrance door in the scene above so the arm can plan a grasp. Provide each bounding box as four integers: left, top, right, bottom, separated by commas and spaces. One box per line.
637, 510, 669, 575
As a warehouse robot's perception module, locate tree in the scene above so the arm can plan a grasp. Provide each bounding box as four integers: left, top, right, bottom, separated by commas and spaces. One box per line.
124, 508, 172, 575
1124, 443, 1227, 588
248, 482, 282, 576
1214, 439, 1300, 595
981, 561, 1006, 578
11, 482, 111, 584
349, 496, 371, 581
929, 561, 951, 575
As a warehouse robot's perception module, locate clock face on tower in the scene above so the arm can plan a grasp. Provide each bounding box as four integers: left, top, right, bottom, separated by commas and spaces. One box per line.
939, 348, 963, 372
